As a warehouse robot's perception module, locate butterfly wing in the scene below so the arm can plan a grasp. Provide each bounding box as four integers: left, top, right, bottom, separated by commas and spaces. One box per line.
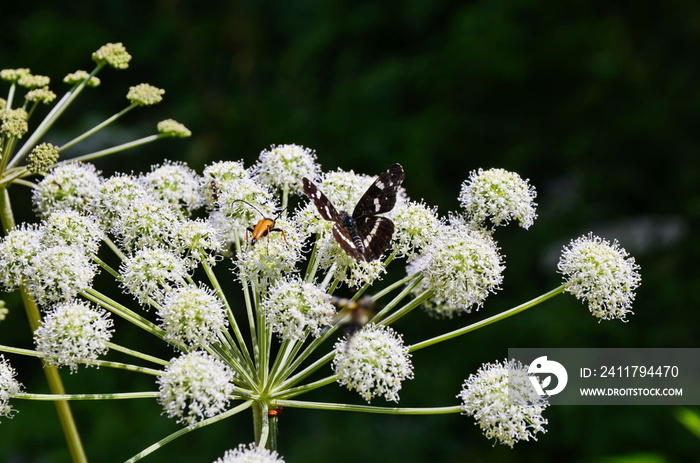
303, 177, 341, 222
332, 223, 366, 261
352, 163, 404, 219
355, 216, 395, 261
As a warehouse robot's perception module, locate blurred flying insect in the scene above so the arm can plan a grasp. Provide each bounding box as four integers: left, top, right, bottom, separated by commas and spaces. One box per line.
232, 199, 288, 246
330, 294, 375, 338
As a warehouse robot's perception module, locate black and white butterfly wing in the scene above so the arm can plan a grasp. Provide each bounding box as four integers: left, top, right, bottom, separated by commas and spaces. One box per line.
303, 177, 341, 222
332, 223, 366, 261
303, 164, 404, 262
355, 216, 395, 261
352, 163, 404, 219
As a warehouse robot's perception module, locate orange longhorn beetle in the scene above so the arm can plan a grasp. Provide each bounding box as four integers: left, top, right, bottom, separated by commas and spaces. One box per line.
232, 199, 288, 245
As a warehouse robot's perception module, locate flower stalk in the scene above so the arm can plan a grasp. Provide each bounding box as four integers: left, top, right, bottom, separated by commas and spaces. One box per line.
0, 185, 88, 463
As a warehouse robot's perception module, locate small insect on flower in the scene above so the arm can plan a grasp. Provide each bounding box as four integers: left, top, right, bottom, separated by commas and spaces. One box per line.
302, 164, 404, 261
330, 295, 374, 338
232, 199, 287, 246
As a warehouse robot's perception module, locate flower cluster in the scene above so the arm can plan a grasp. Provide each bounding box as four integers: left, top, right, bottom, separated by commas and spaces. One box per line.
261, 277, 335, 341
332, 324, 414, 402
458, 359, 549, 447
558, 233, 641, 321
157, 351, 236, 427
458, 168, 537, 229
34, 300, 114, 372
158, 284, 228, 347
0, 355, 22, 421
214, 443, 285, 463
407, 220, 505, 318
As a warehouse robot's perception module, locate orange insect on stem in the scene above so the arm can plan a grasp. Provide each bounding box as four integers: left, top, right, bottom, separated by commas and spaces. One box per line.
268, 406, 283, 417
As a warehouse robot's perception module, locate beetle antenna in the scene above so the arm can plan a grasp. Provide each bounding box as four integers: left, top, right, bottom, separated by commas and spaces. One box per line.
231, 199, 267, 218
232, 199, 286, 220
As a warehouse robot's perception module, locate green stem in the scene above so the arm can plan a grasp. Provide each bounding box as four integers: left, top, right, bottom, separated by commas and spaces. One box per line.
60, 104, 136, 152
274, 374, 337, 399
252, 402, 271, 450
94, 360, 162, 376
410, 286, 566, 352
0, 186, 88, 463
276, 399, 462, 415
201, 259, 253, 370
0, 344, 41, 357
3, 176, 36, 190
81, 288, 175, 346
0, 344, 161, 375
124, 400, 254, 463
377, 287, 432, 326
106, 342, 169, 366
0, 166, 30, 188
62, 134, 163, 164
18, 392, 159, 401
8, 65, 103, 169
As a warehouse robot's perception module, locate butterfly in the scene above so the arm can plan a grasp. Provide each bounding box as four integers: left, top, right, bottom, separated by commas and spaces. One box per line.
302, 163, 404, 261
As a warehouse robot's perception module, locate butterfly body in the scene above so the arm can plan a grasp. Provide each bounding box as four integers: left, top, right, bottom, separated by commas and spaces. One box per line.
303, 164, 404, 261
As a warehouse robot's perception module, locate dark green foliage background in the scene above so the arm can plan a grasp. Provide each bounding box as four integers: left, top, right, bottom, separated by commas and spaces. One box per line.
1, 1, 698, 462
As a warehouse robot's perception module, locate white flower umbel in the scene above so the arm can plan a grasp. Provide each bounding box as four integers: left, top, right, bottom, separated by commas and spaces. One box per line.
120, 247, 190, 306
142, 161, 203, 212
41, 210, 103, 255
0, 355, 22, 421
390, 200, 440, 261
458, 359, 548, 448
157, 351, 236, 427
0, 224, 42, 291
25, 245, 97, 306
172, 218, 225, 266
558, 233, 641, 321
332, 324, 414, 403
261, 277, 335, 341
408, 221, 504, 318
34, 300, 113, 372
90, 173, 153, 231
32, 163, 102, 218
252, 144, 320, 195
214, 443, 285, 463
158, 284, 228, 347
235, 217, 303, 289
201, 160, 248, 210
458, 168, 537, 229
114, 197, 181, 252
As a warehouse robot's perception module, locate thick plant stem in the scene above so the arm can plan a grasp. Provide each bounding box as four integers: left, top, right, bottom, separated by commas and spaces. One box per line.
0, 187, 88, 463
252, 401, 278, 451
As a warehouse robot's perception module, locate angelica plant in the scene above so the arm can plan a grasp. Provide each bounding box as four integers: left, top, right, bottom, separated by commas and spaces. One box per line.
0, 43, 190, 463
0, 46, 641, 463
